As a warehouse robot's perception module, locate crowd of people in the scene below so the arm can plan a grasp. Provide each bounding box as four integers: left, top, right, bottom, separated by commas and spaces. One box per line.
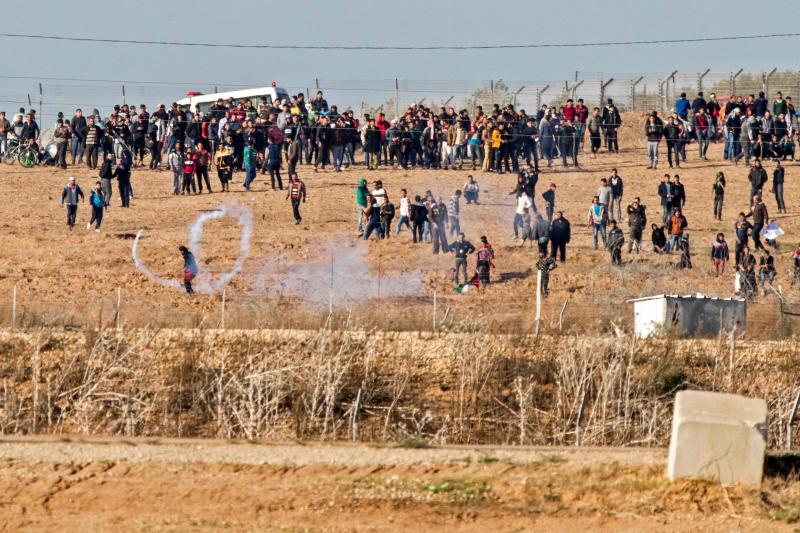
1, 86, 796, 298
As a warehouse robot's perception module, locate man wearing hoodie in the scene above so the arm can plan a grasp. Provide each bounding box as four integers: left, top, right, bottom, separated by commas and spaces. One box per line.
60, 176, 84, 229
355, 178, 369, 233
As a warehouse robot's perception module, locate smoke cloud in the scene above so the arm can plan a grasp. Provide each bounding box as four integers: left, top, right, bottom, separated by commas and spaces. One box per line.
262, 237, 423, 307
132, 201, 253, 294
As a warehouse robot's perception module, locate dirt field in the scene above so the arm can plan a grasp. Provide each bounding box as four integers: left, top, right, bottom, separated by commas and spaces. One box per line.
0, 117, 795, 334
1, 436, 798, 532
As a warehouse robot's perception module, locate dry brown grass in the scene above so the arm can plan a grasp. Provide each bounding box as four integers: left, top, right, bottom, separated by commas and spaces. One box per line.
1, 327, 799, 449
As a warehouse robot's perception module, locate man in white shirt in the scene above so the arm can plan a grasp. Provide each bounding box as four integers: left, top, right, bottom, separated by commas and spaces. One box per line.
371, 180, 386, 207
513, 192, 532, 240
395, 188, 411, 235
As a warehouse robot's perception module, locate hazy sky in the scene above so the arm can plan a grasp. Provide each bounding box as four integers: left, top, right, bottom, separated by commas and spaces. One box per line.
1, 0, 798, 122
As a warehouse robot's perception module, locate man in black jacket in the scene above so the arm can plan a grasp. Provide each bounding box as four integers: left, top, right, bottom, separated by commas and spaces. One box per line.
748, 159, 768, 200
520, 117, 539, 171
663, 116, 682, 168
449, 233, 475, 284
601, 99, 621, 153
773, 161, 786, 213
70, 109, 87, 165
672, 175, 686, 210
657, 174, 674, 225
410, 195, 428, 244
627, 198, 647, 253
549, 211, 571, 262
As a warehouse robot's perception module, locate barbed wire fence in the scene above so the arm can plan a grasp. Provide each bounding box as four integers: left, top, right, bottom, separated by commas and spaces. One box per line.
3, 69, 800, 134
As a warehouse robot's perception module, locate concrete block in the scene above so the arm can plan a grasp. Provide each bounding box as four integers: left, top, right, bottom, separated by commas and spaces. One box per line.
668, 390, 767, 485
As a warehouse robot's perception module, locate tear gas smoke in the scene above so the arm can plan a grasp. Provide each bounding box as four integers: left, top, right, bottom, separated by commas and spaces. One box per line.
132, 202, 253, 294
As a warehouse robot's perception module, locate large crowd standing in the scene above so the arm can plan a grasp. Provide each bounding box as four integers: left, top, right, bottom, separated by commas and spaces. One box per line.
1, 87, 797, 298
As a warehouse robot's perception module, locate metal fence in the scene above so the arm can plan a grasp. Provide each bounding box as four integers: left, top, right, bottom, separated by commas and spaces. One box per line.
5, 69, 800, 129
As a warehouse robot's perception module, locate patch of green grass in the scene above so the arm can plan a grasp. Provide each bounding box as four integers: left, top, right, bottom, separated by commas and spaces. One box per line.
477, 454, 499, 464
424, 478, 489, 503
396, 437, 432, 449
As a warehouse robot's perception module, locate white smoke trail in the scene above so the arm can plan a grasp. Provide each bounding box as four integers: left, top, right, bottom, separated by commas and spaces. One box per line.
131, 201, 253, 294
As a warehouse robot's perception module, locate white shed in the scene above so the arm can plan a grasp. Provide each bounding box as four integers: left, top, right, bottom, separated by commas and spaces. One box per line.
628, 293, 747, 338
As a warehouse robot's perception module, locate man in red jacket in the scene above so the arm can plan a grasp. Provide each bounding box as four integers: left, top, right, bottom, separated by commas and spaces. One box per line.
376, 112, 390, 166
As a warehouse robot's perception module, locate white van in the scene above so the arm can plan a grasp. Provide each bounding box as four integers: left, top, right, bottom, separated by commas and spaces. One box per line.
176, 85, 292, 115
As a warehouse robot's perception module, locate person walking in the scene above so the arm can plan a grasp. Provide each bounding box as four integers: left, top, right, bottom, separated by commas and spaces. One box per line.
447, 190, 462, 237
549, 211, 571, 262
609, 169, 624, 223
607, 221, 625, 265
772, 160, 786, 213
748, 159, 768, 200
266, 138, 283, 190
355, 178, 369, 233
588, 196, 607, 249
429, 197, 449, 254
449, 233, 475, 284
645, 113, 663, 168
114, 150, 133, 207
60, 176, 84, 229
747, 195, 769, 251
713, 172, 726, 220
194, 144, 212, 193
99, 153, 115, 206
536, 250, 557, 297
179, 245, 198, 294
286, 173, 306, 224
395, 189, 412, 235
86, 181, 105, 232
587, 107, 602, 157
711, 233, 729, 277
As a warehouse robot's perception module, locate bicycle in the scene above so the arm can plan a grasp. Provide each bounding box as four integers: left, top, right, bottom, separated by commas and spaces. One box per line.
4, 138, 38, 167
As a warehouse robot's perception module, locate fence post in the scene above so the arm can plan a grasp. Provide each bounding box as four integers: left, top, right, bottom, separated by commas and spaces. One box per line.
599, 78, 614, 107
122, 85, 126, 106
535, 270, 542, 336
115, 287, 122, 330
536, 84, 550, 110
731, 68, 744, 96
788, 390, 800, 450
630, 76, 644, 111
394, 78, 400, 119
570, 80, 584, 101
315, 78, 320, 91
665, 70, 678, 110
764, 67, 777, 98
697, 68, 711, 94
432, 291, 437, 333
11, 285, 16, 329
490, 80, 495, 104
512, 85, 525, 108
220, 289, 226, 329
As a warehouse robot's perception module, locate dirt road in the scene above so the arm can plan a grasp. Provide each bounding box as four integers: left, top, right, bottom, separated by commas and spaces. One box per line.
0, 437, 795, 531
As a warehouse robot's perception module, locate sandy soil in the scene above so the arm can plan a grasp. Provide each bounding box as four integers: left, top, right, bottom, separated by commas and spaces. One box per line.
0, 123, 794, 334
0, 436, 795, 532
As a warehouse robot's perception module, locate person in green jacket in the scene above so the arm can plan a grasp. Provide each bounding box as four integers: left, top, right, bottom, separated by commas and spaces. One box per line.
243, 140, 257, 191
355, 177, 369, 232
